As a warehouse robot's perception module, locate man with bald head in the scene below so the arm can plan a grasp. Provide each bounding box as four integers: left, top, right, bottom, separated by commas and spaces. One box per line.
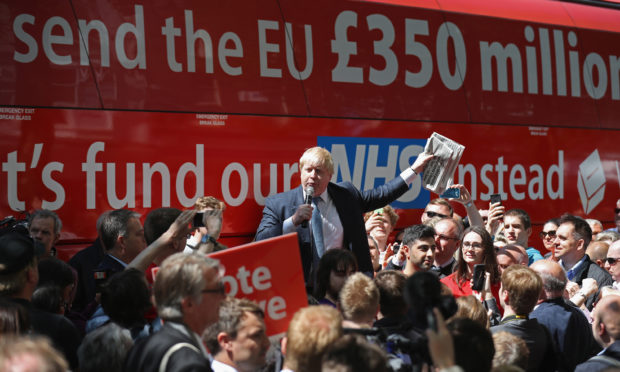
588, 241, 610, 269
431, 218, 461, 278
576, 295, 620, 371
496, 245, 528, 274
530, 259, 599, 371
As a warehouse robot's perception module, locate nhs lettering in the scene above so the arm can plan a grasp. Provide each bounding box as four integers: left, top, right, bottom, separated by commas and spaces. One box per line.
317, 137, 429, 209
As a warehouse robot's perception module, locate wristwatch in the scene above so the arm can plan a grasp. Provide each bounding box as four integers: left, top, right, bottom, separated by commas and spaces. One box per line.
576, 290, 588, 300
201, 234, 218, 245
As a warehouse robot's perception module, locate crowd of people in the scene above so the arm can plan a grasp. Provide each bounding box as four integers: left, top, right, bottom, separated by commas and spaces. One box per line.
2, 146, 620, 372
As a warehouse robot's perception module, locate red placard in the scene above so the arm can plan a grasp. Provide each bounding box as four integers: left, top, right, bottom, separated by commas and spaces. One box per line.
209, 233, 307, 337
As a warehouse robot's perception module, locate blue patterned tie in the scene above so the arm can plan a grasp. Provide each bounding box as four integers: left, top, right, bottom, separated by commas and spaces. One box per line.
566, 269, 575, 281
312, 197, 325, 258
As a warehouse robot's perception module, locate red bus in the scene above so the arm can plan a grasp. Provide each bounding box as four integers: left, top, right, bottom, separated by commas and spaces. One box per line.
1, 0, 619, 258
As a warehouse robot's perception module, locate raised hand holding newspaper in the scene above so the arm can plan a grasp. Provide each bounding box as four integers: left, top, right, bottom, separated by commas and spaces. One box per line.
421, 133, 465, 195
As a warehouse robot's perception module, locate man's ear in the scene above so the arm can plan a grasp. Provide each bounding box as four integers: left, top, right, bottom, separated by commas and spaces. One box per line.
401, 245, 410, 259
576, 238, 586, 252
217, 332, 233, 351
26, 265, 38, 285
525, 227, 532, 239
181, 296, 193, 313
597, 321, 607, 338
53, 232, 60, 246
280, 337, 287, 356
116, 235, 126, 253
501, 288, 510, 306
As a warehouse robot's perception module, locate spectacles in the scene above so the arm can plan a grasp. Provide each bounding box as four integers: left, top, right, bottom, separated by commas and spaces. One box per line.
202, 282, 226, 296
606, 257, 620, 266
462, 242, 483, 249
437, 234, 459, 242
425, 211, 448, 219
539, 231, 556, 238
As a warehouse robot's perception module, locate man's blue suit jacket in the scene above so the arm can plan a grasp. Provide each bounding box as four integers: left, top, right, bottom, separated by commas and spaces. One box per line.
255, 177, 409, 283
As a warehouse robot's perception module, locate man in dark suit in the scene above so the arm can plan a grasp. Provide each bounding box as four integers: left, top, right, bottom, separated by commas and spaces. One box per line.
576, 295, 620, 371
69, 211, 111, 312
124, 252, 225, 372
530, 259, 600, 371
255, 146, 432, 286
554, 214, 612, 310
96, 209, 147, 275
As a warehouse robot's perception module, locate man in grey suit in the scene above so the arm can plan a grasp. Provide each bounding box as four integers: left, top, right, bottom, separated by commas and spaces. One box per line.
255, 146, 432, 287
124, 252, 225, 372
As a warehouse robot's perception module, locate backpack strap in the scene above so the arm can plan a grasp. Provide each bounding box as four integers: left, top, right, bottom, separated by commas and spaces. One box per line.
159, 342, 200, 372
589, 355, 620, 368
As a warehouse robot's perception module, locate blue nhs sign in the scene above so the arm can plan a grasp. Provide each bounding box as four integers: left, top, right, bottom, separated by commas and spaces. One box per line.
317, 137, 429, 209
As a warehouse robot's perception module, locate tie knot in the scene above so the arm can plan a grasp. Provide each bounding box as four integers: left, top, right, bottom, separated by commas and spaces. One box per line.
313, 196, 322, 205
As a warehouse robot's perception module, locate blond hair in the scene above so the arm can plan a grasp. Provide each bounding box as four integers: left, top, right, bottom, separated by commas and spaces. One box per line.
0, 335, 68, 372
194, 196, 226, 211
364, 205, 399, 227
455, 295, 489, 328
339, 273, 379, 323
285, 305, 342, 372
299, 147, 334, 175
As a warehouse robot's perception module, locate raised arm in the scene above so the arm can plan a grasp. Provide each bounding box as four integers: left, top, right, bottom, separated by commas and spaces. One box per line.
127, 210, 195, 272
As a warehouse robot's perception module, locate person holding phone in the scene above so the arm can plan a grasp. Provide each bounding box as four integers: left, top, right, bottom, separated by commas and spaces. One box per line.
185, 196, 227, 254
441, 226, 502, 307
364, 205, 399, 268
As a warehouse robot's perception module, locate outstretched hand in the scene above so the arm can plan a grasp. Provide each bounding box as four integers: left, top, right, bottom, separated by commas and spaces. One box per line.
165, 209, 195, 242
485, 201, 505, 236
445, 184, 472, 205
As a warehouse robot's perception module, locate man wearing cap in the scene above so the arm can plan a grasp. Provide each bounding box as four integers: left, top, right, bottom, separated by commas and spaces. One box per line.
0, 231, 81, 369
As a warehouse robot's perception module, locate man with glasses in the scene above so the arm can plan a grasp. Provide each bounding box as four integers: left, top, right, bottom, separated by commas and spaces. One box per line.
431, 218, 462, 278
604, 240, 620, 289
124, 252, 226, 372
605, 199, 620, 234
421, 198, 453, 224
586, 241, 610, 269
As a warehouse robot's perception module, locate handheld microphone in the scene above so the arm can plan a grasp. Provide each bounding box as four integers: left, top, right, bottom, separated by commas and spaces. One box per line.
301, 186, 314, 228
